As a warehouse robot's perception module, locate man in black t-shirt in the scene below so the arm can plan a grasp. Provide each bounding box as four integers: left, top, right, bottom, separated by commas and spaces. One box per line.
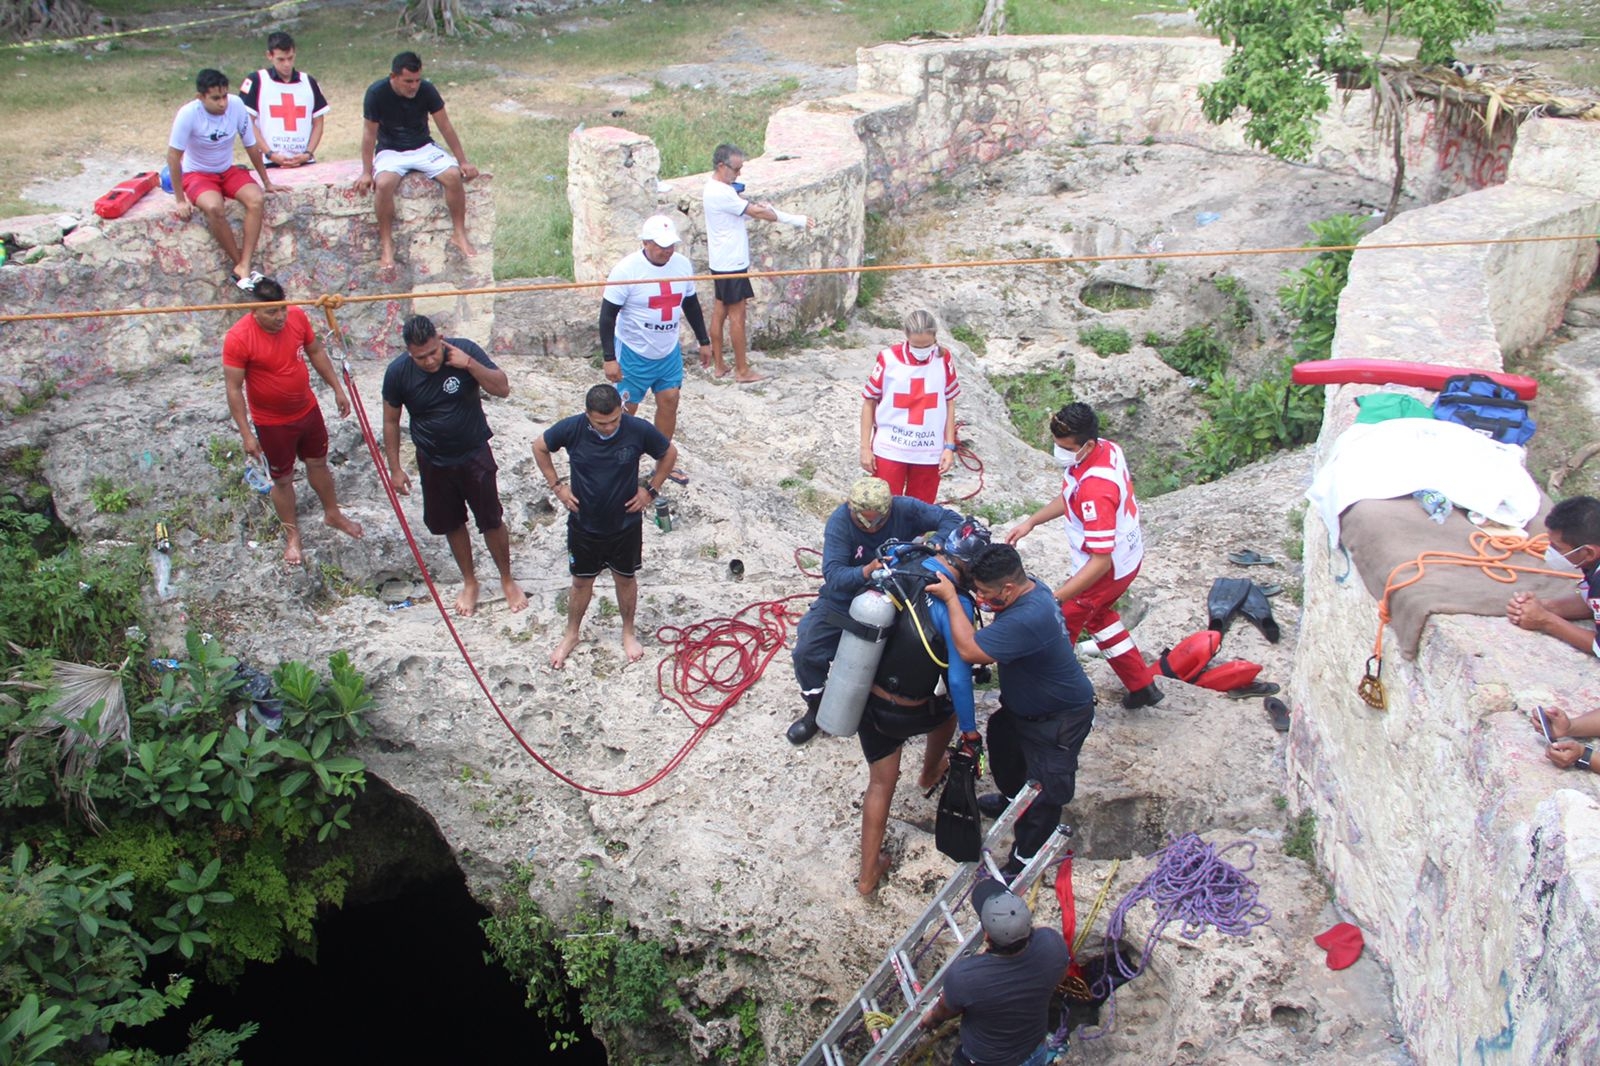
382, 315, 526, 618
533, 384, 676, 670
355, 51, 478, 270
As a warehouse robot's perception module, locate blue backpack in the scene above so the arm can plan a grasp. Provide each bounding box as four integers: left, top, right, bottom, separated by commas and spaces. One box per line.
1431, 374, 1535, 446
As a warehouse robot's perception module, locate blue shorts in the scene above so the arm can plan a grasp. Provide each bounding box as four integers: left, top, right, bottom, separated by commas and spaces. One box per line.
617, 341, 683, 407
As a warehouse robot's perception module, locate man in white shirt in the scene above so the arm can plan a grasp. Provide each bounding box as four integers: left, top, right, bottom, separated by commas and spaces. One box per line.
600, 215, 710, 475
701, 142, 813, 383
167, 69, 279, 291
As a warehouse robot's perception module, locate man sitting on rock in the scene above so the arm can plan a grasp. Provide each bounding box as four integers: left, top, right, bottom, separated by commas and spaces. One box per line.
1507, 495, 1600, 658
919, 878, 1070, 1066
786, 476, 963, 745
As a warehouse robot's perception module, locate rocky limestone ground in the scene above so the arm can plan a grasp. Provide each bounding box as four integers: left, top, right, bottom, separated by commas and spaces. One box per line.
0, 143, 1416, 1062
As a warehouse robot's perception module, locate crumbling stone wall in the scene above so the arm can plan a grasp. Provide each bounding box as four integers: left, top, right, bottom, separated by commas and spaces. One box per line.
0, 161, 494, 402
1288, 118, 1600, 1063
564, 35, 1516, 347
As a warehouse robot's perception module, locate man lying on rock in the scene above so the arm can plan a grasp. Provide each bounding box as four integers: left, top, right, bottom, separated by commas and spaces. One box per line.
1507, 495, 1600, 658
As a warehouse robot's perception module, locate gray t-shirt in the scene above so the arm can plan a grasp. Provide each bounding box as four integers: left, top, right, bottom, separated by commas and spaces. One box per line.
943, 927, 1069, 1065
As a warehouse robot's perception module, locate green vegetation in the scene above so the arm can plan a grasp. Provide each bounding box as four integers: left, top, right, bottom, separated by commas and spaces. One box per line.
1284, 809, 1318, 863
1078, 325, 1132, 357
90, 475, 134, 515
1, 486, 374, 1063
1152, 326, 1230, 378
1195, 0, 1498, 161
949, 324, 986, 356
991, 366, 1075, 450
1279, 213, 1368, 361
1210, 273, 1255, 331
1185, 358, 1323, 482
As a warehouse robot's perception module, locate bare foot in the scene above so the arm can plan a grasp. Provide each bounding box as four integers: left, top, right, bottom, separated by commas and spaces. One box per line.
918, 751, 950, 793
622, 630, 645, 663
734, 371, 767, 384
857, 851, 892, 896
503, 577, 528, 613
450, 232, 478, 258
282, 531, 304, 566
550, 630, 581, 669
713, 364, 731, 379
454, 578, 481, 617
377, 242, 396, 271
325, 511, 364, 540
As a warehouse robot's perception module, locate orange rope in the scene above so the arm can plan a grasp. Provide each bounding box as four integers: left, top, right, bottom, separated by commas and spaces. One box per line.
0, 231, 1596, 325
1370, 529, 1575, 674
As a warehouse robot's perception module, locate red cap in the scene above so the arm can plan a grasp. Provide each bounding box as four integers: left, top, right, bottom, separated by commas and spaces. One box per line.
1313, 922, 1364, 970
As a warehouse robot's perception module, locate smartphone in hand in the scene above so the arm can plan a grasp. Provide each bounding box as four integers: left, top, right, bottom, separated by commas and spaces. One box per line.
1536, 706, 1556, 745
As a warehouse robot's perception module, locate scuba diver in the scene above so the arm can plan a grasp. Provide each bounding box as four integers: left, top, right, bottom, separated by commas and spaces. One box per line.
842, 519, 992, 896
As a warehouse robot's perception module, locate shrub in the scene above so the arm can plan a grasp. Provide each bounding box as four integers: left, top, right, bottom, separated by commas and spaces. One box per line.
991, 367, 1075, 449
1185, 359, 1323, 482
1156, 326, 1231, 378
1279, 213, 1368, 361
1078, 324, 1132, 356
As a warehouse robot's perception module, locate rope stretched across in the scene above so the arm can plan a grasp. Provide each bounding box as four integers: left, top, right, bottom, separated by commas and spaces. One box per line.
1078, 833, 1271, 1041
3, 231, 1598, 325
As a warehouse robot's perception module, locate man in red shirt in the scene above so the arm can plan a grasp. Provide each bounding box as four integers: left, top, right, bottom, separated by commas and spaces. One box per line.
1007, 402, 1162, 709
222, 277, 363, 564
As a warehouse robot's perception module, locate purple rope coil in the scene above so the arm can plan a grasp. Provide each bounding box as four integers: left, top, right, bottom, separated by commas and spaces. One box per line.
1075, 832, 1272, 1042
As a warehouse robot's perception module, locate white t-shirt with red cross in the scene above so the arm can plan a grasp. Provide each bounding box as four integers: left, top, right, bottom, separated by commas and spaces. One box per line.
603, 249, 698, 361
862, 342, 960, 464
239, 68, 329, 157
1059, 439, 1145, 580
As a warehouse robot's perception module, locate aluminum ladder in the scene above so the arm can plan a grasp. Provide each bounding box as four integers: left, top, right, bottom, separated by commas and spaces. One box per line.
798, 783, 1073, 1066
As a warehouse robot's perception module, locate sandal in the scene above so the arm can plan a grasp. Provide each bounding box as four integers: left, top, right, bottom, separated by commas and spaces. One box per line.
1225, 681, 1281, 699
1265, 696, 1292, 733
666, 468, 690, 487
1227, 549, 1280, 566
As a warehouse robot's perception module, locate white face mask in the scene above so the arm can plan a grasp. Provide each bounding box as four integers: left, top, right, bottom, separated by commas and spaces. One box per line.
1054, 443, 1087, 470
908, 343, 937, 361
1546, 544, 1585, 572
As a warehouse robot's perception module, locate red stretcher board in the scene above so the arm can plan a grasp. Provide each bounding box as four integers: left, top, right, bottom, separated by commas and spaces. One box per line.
1292, 359, 1538, 400
94, 171, 161, 220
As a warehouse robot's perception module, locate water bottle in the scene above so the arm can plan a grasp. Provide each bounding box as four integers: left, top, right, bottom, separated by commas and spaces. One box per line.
242, 458, 273, 495
150, 521, 174, 600
655, 497, 672, 533
1412, 489, 1450, 524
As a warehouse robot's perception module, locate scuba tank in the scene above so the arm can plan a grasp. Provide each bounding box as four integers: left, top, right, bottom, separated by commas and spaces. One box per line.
816, 587, 899, 738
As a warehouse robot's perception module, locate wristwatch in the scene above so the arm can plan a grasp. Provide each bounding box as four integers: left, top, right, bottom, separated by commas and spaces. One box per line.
1579, 745, 1594, 772
645, 484, 659, 499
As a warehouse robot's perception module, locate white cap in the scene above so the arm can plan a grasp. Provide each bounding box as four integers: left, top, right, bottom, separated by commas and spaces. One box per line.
639, 214, 681, 247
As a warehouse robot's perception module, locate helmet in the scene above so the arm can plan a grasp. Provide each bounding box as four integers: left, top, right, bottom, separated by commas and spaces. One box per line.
942, 517, 992, 563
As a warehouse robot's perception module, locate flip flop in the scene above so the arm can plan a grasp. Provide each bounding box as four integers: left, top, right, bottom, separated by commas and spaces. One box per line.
1227, 549, 1280, 566
1254, 582, 1284, 597
666, 468, 690, 487
232, 270, 264, 292
1225, 681, 1281, 699
1265, 696, 1291, 733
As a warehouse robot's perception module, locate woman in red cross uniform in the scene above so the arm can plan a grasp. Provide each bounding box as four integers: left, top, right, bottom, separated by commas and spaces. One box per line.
859, 309, 960, 504
1007, 402, 1163, 709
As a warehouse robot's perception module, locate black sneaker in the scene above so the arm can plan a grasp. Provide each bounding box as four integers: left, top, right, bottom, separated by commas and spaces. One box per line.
977, 792, 1008, 819
785, 712, 820, 745
1121, 682, 1164, 710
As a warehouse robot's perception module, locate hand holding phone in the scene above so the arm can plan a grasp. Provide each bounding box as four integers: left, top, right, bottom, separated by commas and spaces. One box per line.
1535, 706, 1556, 745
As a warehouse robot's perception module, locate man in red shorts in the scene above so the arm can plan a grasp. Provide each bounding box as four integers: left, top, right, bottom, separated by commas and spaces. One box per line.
168, 68, 280, 290
223, 277, 364, 565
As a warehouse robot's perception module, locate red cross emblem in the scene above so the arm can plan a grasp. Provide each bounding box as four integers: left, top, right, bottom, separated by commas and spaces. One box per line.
269, 93, 307, 131
892, 377, 940, 425
647, 282, 684, 322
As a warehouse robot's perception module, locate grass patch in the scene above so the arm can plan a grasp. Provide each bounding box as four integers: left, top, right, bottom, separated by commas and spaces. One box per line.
858, 210, 910, 311
1078, 325, 1131, 357
949, 323, 986, 356
1507, 335, 1600, 502
1152, 326, 1230, 378
1079, 280, 1154, 312
1283, 809, 1317, 864
991, 366, 1075, 450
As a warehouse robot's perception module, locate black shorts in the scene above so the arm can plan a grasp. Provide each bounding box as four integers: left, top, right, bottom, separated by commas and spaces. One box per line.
858, 694, 952, 764
711, 269, 755, 306
418, 445, 503, 536
567, 521, 644, 579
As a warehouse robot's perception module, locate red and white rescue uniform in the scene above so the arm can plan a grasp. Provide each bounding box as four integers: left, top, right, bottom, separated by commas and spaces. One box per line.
239, 68, 329, 158
862, 342, 959, 503
1057, 438, 1154, 692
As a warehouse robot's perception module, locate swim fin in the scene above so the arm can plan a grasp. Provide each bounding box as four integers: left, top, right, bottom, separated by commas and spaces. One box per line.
935, 749, 983, 863
1206, 577, 1252, 636
1240, 582, 1281, 643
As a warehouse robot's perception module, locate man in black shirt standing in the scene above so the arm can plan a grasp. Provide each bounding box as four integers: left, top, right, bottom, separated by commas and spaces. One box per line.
382, 315, 527, 618
355, 51, 478, 270
533, 385, 676, 670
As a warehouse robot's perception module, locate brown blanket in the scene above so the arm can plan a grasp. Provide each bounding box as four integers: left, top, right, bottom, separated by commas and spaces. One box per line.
1340, 496, 1576, 659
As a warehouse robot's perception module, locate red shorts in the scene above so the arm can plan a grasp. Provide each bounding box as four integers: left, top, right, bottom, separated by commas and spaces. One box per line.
255, 405, 328, 480
872, 456, 941, 504
181, 166, 256, 202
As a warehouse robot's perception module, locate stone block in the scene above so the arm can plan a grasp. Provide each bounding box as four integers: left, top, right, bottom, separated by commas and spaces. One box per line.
1507, 118, 1600, 201
3, 214, 66, 249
